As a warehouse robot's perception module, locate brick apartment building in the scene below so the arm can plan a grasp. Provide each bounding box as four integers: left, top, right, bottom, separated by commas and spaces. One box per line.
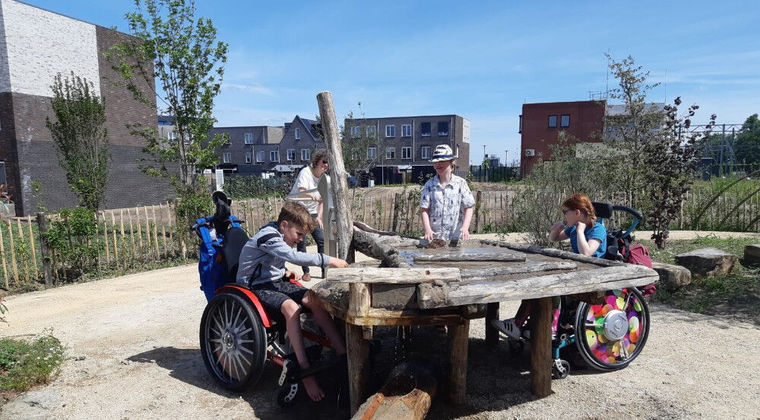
519, 100, 606, 177
209, 115, 319, 176
0, 0, 168, 215
344, 114, 470, 183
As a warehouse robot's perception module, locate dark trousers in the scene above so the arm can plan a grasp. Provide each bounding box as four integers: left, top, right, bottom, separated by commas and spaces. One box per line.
296, 215, 324, 275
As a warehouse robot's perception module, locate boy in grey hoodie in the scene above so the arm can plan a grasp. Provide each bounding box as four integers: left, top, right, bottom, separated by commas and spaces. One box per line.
236, 202, 348, 402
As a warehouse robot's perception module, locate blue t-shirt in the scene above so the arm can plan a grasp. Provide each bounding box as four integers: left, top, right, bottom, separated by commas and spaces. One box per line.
564, 221, 607, 258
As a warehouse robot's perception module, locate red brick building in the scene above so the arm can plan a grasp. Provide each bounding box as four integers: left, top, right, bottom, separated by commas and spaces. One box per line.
519, 100, 605, 177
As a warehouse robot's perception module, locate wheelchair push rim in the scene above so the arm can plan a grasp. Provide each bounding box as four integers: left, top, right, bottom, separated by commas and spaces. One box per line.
200, 291, 267, 390
574, 287, 650, 371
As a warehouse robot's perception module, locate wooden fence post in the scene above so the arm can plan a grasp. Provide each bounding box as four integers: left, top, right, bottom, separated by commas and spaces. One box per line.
0, 223, 8, 289
26, 215, 38, 278
37, 212, 53, 286
474, 190, 482, 233
391, 193, 401, 233
16, 219, 29, 282
7, 219, 18, 286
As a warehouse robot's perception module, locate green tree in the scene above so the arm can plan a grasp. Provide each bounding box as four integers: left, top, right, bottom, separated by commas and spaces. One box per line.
108, 0, 228, 220
341, 103, 383, 178
735, 113, 760, 164
45, 72, 110, 211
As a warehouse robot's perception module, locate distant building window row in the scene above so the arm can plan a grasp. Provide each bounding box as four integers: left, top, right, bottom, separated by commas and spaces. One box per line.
548, 114, 570, 128
223, 144, 446, 165
349, 121, 450, 139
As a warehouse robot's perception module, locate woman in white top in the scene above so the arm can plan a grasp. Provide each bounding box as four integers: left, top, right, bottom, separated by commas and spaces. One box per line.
288, 150, 329, 281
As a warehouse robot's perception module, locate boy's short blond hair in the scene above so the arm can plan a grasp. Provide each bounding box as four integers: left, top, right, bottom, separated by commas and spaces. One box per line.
277, 201, 315, 232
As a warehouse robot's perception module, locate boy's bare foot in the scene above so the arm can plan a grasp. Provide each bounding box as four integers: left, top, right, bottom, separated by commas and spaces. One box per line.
302, 375, 324, 401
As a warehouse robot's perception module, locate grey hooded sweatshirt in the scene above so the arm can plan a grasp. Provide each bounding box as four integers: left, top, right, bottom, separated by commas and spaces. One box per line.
236, 222, 330, 287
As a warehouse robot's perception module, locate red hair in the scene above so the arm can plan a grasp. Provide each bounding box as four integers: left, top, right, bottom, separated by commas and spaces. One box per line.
562, 193, 597, 222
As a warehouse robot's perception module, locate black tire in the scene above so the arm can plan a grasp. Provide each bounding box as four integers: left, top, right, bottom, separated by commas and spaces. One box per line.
574, 287, 650, 371
552, 359, 570, 379
200, 291, 268, 390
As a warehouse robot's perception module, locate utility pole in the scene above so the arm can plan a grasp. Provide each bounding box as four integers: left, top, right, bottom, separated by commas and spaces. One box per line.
482, 144, 486, 163
505, 150, 508, 167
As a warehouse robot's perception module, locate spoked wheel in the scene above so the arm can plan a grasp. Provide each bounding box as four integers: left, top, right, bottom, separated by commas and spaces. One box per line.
200, 291, 268, 390
574, 287, 650, 371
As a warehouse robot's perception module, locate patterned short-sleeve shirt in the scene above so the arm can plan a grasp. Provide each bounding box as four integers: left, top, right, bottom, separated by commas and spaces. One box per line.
419, 174, 475, 240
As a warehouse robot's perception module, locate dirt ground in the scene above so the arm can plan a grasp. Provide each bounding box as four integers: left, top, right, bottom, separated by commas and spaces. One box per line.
1, 233, 759, 419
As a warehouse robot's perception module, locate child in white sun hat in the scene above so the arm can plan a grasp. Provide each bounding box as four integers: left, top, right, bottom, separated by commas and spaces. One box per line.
419, 144, 475, 246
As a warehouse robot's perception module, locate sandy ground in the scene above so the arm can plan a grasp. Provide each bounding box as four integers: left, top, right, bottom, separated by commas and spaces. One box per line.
1, 232, 759, 419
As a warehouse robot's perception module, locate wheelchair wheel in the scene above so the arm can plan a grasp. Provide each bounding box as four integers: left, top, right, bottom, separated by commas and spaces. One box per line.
574, 287, 650, 371
200, 291, 268, 390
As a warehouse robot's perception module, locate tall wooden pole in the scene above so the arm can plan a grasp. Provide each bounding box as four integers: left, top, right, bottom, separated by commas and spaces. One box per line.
316, 91, 353, 260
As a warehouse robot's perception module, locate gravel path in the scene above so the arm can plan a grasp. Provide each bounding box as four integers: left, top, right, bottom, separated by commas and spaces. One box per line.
1, 233, 759, 419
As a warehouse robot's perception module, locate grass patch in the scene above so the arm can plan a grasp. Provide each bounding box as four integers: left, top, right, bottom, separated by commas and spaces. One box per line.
641, 235, 760, 324
0, 331, 65, 394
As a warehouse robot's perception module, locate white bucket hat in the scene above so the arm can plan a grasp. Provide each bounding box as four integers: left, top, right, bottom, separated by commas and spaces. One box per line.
429, 144, 457, 162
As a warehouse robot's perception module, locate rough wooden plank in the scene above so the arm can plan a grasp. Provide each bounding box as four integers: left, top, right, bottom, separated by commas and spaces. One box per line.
343, 309, 466, 327
480, 239, 621, 267
418, 265, 659, 308
410, 248, 525, 262
327, 267, 461, 284
529, 297, 552, 397
371, 283, 418, 310
459, 261, 577, 280
317, 91, 353, 260
448, 320, 470, 404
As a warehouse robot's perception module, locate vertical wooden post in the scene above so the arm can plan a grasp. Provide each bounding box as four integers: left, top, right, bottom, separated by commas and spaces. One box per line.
102, 211, 110, 265
317, 91, 353, 260
151, 206, 160, 260
346, 323, 370, 416
448, 320, 470, 404
485, 302, 500, 347
0, 223, 8, 289
111, 213, 119, 269
474, 191, 482, 233
143, 206, 152, 260
26, 215, 38, 276
136, 207, 144, 258
36, 212, 52, 286
391, 193, 401, 233
16, 219, 29, 282
160, 205, 168, 257
127, 208, 136, 263
528, 297, 552, 398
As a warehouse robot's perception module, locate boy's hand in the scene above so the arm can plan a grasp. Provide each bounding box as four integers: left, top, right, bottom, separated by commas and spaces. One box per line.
328, 258, 349, 268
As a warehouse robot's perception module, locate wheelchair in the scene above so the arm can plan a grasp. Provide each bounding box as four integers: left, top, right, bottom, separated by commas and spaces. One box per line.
503, 202, 652, 379
192, 192, 345, 407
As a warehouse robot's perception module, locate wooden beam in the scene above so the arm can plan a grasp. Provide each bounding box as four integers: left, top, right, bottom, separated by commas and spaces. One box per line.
485, 302, 499, 346
480, 239, 621, 267
410, 249, 526, 262
417, 264, 659, 309
352, 228, 410, 268
529, 297, 552, 397
346, 323, 370, 415
459, 261, 577, 281
317, 91, 353, 260
448, 320, 470, 404
327, 267, 461, 284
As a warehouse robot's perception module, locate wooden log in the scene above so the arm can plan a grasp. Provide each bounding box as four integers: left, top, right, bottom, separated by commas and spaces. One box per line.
448, 320, 470, 404
529, 297, 552, 397
346, 323, 371, 416
349, 282, 371, 318
351, 362, 437, 420
352, 228, 410, 268
317, 91, 353, 260
480, 239, 620, 267
417, 264, 659, 309
410, 249, 525, 262
460, 261, 577, 281
327, 267, 461, 284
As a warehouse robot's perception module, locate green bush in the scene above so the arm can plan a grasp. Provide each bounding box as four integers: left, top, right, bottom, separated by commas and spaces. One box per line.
0, 331, 65, 392
43, 207, 101, 280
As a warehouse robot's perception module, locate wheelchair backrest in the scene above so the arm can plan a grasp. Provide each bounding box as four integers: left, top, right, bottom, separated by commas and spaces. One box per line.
222, 226, 249, 281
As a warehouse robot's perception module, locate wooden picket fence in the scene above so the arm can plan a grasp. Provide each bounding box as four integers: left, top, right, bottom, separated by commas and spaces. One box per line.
2, 186, 759, 290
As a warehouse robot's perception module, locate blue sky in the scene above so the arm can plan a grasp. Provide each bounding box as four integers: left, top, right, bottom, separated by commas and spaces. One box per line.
22, 0, 760, 165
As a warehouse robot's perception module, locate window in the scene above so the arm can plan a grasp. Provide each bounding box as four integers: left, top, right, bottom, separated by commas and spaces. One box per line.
256, 151, 265, 162
351, 150, 360, 160
519, 115, 522, 133
385, 124, 395, 138
385, 147, 396, 159
167, 131, 177, 140
420, 146, 431, 159
420, 122, 431, 136
301, 149, 311, 161
287, 149, 296, 161
295, 128, 301, 140
351, 126, 361, 138
366, 126, 376, 138
270, 150, 279, 162
401, 124, 412, 137
0, 161, 6, 185
402, 147, 412, 160
244, 132, 253, 144
548, 115, 558, 128
560, 114, 570, 128
245, 152, 252, 164
437, 122, 449, 136
367, 147, 377, 159
223, 152, 232, 163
